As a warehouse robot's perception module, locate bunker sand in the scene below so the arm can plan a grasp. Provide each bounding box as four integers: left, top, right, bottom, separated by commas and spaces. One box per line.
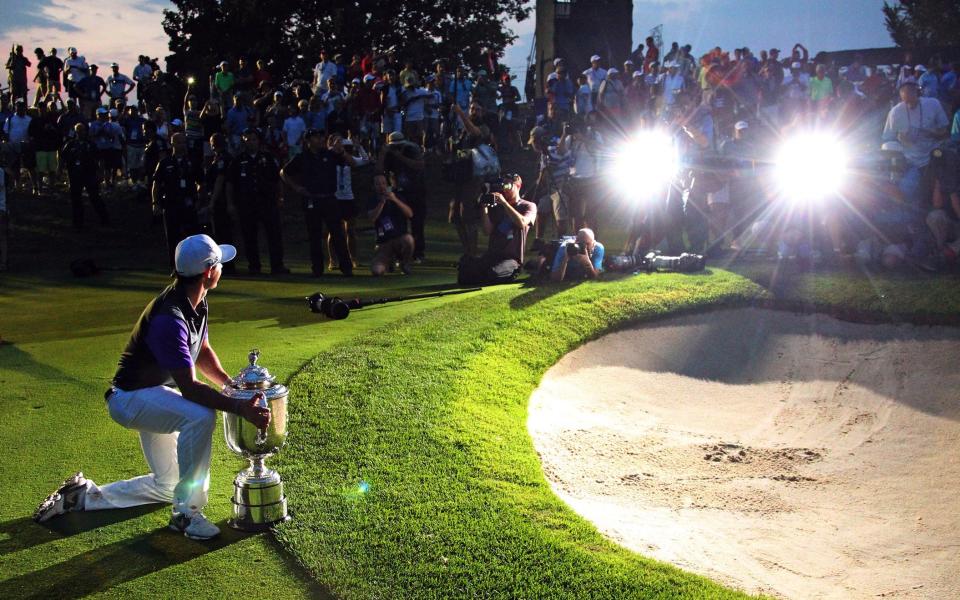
529, 308, 960, 599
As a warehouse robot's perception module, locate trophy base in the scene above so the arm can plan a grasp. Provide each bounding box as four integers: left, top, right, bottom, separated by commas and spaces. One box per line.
229, 465, 291, 531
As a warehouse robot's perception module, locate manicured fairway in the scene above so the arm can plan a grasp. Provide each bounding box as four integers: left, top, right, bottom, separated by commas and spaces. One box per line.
3, 170, 959, 598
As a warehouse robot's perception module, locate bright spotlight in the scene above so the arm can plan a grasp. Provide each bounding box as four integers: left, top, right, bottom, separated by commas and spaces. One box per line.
611, 130, 680, 196
774, 132, 848, 202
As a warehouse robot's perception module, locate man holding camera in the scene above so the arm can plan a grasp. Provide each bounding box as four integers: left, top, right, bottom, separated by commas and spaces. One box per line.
34, 234, 270, 541
457, 173, 536, 285
378, 132, 427, 262
368, 172, 415, 276
550, 228, 605, 281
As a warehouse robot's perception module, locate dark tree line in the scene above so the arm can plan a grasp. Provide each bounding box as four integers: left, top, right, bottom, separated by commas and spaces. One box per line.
883, 0, 960, 48
162, 0, 531, 78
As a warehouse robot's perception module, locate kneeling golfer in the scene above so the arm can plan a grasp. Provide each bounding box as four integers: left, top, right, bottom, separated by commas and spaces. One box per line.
34, 234, 270, 540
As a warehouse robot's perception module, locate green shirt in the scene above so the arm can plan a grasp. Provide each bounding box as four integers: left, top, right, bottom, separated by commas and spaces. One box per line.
214, 71, 235, 94
809, 76, 833, 102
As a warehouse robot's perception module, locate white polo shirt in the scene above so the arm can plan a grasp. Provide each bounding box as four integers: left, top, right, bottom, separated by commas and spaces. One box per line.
583, 67, 608, 94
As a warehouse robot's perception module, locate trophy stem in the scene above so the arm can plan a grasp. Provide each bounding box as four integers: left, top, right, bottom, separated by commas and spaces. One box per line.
249, 455, 267, 478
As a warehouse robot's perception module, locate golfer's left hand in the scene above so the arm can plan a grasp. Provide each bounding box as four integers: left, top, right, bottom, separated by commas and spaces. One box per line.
240, 392, 271, 430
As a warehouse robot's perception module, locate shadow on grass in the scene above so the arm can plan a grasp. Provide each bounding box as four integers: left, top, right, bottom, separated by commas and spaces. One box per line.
506, 268, 722, 311
0, 517, 246, 599
0, 344, 83, 386
508, 278, 581, 310
262, 534, 335, 600
0, 505, 162, 557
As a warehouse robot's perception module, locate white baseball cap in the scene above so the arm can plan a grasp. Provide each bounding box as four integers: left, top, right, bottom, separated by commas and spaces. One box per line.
175, 234, 236, 276
734, 120, 749, 131
590, 54, 601, 62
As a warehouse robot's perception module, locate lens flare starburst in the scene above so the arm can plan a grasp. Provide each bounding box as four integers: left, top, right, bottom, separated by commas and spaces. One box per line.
611, 130, 680, 196
774, 133, 849, 203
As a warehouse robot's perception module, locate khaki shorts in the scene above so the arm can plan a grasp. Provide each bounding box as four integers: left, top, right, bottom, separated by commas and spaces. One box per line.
35, 151, 58, 173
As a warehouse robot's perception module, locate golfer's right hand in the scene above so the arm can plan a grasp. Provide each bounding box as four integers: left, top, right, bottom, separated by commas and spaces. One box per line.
241, 392, 271, 430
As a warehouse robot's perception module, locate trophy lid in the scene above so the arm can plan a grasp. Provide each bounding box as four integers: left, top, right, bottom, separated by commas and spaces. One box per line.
225, 349, 288, 399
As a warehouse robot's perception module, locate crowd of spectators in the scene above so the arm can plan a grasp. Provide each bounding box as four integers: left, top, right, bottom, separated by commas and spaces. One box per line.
2, 35, 960, 277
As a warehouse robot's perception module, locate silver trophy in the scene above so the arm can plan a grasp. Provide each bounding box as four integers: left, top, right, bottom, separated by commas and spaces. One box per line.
222, 349, 291, 531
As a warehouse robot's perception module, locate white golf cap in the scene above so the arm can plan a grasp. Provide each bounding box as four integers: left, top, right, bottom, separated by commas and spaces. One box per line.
623, 59, 634, 66
915, 64, 927, 72
175, 234, 236, 276
590, 54, 601, 62
734, 120, 749, 131
607, 67, 619, 75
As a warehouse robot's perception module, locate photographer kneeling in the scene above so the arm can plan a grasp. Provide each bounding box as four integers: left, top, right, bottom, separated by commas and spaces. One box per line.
549, 228, 605, 281
457, 173, 537, 285
368, 172, 415, 276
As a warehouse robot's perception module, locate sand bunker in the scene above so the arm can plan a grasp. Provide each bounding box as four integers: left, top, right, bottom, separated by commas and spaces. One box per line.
529, 308, 960, 599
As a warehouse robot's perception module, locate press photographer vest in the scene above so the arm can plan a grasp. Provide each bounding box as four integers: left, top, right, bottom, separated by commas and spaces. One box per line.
112, 283, 207, 391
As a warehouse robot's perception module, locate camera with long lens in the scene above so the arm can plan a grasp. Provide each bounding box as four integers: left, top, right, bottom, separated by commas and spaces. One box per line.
477, 174, 520, 209
879, 141, 908, 183
562, 121, 581, 136
565, 241, 586, 257
478, 182, 499, 209
929, 143, 959, 186
605, 251, 706, 273
307, 292, 351, 320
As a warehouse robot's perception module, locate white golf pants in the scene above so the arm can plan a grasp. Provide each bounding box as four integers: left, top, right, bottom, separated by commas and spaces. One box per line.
83, 385, 215, 516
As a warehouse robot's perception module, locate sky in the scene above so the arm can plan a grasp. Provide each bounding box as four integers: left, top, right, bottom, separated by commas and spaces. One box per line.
2, 0, 894, 97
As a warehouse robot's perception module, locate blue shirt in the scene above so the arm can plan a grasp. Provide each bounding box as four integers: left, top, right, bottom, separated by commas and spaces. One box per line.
940, 71, 956, 103
303, 110, 326, 130
225, 106, 253, 136
122, 116, 147, 148
919, 71, 939, 98
552, 239, 605, 275
449, 78, 473, 109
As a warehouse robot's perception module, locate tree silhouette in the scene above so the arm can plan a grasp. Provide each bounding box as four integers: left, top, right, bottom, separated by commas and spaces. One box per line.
162, 0, 530, 78
883, 0, 960, 47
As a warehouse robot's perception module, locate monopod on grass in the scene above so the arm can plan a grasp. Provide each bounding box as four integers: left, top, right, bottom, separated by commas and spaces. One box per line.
307, 288, 482, 320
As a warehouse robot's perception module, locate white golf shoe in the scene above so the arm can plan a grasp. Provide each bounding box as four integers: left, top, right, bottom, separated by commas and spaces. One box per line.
169, 512, 221, 540
33, 472, 88, 523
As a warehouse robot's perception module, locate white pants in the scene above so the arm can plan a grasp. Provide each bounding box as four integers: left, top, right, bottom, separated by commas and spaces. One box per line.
83, 385, 216, 516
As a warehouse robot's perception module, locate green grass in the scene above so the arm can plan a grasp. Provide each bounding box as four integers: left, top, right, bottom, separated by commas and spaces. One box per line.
2, 152, 960, 598
275, 271, 765, 599
729, 260, 960, 322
